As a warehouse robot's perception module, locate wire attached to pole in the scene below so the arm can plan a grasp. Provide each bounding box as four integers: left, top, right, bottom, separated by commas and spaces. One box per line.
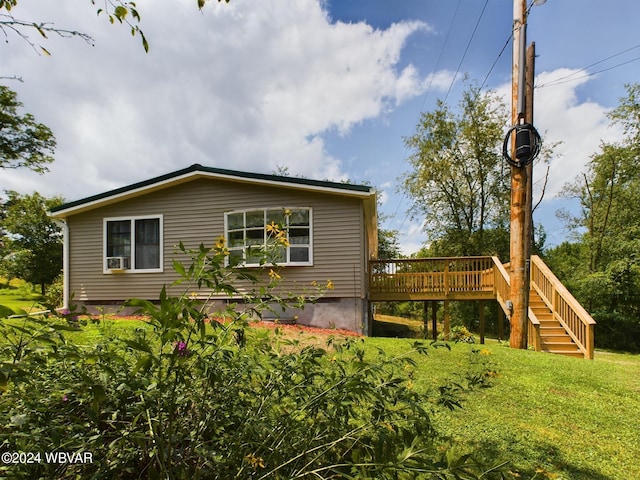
502, 123, 541, 168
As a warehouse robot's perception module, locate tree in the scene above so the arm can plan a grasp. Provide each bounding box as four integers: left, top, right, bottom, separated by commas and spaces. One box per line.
401, 84, 511, 256
553, 83, 640, 351
0, 86, 55, 174
377, 227, 401, 260
1, 0, 230, 54
0, 191, 63, 294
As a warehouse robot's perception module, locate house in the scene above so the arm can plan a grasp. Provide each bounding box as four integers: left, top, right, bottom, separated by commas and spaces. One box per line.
49, 164, 378, 334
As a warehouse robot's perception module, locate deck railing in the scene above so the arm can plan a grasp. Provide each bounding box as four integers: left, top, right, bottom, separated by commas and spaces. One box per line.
491, 257, 510, 313
491, 256, 542, 351
369, 255, 594, 359
370, 257, 495, 298
529, 255, 596, 359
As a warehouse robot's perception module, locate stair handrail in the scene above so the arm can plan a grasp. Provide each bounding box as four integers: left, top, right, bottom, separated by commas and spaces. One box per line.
491, 257, 510, 316
530, 255, 596, 359
527, 306, 542, 352
492, 257, 541, 351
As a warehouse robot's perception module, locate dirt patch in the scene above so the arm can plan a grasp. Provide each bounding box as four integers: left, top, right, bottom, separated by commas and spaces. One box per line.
89, 315, 361, 339
249, 320, 361, 338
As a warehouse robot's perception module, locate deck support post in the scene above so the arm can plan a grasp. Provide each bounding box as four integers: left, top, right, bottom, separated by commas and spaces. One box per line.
431, 301, 438, 341
422, 301, 429, 339
443, 299, 450, 340
479, 300, 485, 344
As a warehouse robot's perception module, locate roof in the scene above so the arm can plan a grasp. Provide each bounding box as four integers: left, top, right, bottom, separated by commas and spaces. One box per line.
50, 163, 376, 218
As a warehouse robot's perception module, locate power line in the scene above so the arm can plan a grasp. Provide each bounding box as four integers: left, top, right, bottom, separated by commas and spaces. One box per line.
415, 0, 461, 115
443, 0, 490, 103
388, 0, 492, 236
386, 1, 463, 231
479, 0, 541, 92
479, 32, 512, 91
537, 43, 640, 89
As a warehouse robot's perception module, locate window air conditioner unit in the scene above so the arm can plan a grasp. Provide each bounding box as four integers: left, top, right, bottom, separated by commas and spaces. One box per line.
106, 256, 127, 270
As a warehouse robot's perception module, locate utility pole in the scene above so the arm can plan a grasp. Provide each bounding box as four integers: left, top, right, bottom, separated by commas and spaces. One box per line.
509, 0, 528, 349
524, 42, 536, 274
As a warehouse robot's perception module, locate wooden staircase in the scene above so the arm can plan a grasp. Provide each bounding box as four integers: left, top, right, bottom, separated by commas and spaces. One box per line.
529, 289, 583, 358
369, 255, 596, 359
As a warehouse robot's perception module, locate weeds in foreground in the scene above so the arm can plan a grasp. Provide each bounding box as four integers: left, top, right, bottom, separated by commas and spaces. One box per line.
1, 227, 504, 479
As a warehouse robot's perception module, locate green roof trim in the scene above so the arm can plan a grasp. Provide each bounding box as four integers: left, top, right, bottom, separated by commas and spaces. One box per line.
50, 164, 374, 214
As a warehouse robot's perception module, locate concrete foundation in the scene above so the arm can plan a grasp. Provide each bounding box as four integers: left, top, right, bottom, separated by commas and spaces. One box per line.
76, 296, 370, 334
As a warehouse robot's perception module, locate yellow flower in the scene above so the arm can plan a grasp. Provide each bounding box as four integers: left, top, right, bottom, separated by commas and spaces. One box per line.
215, 235, 226, 249
279, 237, 290, 247
326, 280, 334, 290
244, 453, 265, 469
266, 221, 280, 234
480, 349, 492, 356
268, 269, 281, 280
283, 208, 292, 217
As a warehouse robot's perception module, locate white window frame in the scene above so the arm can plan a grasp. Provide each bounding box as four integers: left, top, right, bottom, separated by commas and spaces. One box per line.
224, 207, 313, 267
103, 215, 164, 274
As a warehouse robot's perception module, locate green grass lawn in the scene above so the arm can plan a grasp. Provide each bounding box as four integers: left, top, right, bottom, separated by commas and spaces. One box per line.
364, 337, 640, 480
0, 285, 46, 317
1, 311, 638, 479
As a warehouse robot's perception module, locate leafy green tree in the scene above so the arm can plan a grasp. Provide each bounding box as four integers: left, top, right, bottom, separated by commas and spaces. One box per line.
553, 83, 640, 351
0, 86, 55, 174
0, 191, 63, 294
401, 84, 511, 256
377, 211, 401, 261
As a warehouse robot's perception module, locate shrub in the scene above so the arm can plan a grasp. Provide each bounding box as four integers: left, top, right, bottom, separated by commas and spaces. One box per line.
44, 274, 64, 310
450, 326, 476, 344
1, 233, 502, 479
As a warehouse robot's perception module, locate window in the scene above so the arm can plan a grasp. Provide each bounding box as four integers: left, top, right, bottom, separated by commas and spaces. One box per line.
104, 216, 163, 272
225, 208, 312, 266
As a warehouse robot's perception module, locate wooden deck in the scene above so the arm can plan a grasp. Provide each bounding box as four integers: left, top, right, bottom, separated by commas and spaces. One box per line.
369, 255, 596, 359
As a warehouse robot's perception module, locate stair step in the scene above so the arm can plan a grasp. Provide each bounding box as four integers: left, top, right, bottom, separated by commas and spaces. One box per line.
530, 304, 547, 309
540, 336, 573, 343
540, 326, 565, 332
539, 321, 563, 328
525, 270, 591, 359
541, 349, 585, 358
540, 341, 580, 352
531, 306, 551, 312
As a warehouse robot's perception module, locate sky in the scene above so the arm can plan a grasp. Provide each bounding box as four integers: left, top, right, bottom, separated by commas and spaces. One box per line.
2, 0, 639, 255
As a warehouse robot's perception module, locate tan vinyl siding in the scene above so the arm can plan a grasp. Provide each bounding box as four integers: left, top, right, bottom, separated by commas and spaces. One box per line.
67, 178, 368, 302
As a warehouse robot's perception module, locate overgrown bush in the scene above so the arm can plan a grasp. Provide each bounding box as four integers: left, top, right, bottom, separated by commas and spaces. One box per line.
0, 229, 504, 478
450, 326, 476, 344
44, 274, 64, 310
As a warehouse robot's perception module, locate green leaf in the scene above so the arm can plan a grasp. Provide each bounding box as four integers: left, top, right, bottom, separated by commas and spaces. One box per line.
114, 5, 128, 20
134, 354, 154, 374
123, 338, 152, 354
173, 259, 186, 277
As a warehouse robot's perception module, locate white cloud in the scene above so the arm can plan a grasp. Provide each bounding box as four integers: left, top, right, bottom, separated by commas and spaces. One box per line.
397, 220, 426, 256
533, 69, 624, 197
2, 0, 438, 201
496, 69, 624, 201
